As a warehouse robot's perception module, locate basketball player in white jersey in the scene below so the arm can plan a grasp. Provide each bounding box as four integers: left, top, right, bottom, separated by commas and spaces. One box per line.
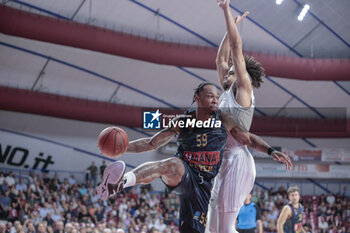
206, 1, 287, 232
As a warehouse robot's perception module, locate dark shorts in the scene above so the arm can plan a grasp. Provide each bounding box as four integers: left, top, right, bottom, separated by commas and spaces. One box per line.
164, 159, 212, 233
237, 228, 256, 233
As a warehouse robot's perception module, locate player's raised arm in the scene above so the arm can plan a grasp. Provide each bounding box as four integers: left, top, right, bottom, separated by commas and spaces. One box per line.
216, 33, 230, 90
126, 118, 179, 153
221, 111, 293, 170
218, 0, 252, 105
216, 12, 249, 90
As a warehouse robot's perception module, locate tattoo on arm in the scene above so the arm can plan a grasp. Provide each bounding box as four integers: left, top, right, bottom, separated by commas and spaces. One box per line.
248, 134, 270, 154
223, 111, 271, 154
127, 127, 177, 153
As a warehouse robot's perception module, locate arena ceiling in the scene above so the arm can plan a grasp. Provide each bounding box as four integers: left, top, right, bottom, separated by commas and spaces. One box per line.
0, 0, 349, 148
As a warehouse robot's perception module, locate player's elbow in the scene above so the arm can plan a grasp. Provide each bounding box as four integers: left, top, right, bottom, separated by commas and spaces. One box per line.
276, 220, 284, 233
148, 138, 158, 150
215, 58, 226, 68
235, 135, 251, 146
229, 41, 242, 51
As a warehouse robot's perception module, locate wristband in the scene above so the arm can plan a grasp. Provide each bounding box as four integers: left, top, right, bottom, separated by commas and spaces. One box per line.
267, 147, 275, 155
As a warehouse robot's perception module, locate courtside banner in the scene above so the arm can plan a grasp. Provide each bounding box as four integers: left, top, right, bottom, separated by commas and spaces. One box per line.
0, 129, 100, 173
321, 148, 350, 162
251, 148, 350, 163
256, 163, 350, 178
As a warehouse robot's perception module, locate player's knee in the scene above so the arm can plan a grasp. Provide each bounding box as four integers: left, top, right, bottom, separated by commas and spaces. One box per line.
161, 157, 184, 176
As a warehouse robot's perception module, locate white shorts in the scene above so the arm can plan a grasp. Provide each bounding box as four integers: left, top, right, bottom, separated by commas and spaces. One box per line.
210, 147, 256, 212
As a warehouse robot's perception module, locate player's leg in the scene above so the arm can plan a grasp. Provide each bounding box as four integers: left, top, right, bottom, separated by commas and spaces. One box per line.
179, 223, 201, 233
205, 203, 219, 233
133, 157, 185, 187
98, 157, 184, 200
97, 160, 126, 200
205, 175, 221, 233
217, 211, 238, 233
217, 152, 256, 233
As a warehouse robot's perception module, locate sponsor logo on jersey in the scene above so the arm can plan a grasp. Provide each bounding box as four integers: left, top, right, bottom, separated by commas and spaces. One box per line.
183, 151, 220, 165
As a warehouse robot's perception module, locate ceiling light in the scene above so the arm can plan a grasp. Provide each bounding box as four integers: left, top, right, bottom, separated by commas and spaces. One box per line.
276, 0, 284, 5
298, 4, 310, 21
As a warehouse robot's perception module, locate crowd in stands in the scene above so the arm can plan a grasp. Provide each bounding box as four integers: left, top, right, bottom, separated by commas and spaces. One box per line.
251, 187, 349, 233
0, 170, 349, 233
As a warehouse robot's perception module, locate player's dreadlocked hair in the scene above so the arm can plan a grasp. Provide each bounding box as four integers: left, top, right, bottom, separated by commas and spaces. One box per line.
192, 82, 216, 104
244, 56, 264, 89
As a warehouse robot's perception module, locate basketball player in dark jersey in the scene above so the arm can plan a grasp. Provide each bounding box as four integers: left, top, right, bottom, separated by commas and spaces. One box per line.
277, 186, 306, 233
98, 82, 292, 233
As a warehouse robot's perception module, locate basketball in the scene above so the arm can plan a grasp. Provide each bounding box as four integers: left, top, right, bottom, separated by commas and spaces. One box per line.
97, 126, 129, 158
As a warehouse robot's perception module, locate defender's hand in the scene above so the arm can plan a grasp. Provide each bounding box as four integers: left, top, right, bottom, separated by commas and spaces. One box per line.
234, 11, 250, 25
217, 0, 230, 10
271, 151, 293, 171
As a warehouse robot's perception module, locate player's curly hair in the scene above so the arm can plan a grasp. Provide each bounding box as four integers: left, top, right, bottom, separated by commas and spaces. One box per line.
192, 82, 216, 104
244, 55, 264, 89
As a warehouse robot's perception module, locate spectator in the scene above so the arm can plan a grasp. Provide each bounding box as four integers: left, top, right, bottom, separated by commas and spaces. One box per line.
99, 161, 107, 180
318, 216, 329, 233
64, 223, 73, 233
53, 221, 64, 233
15, 178, 27, 192
342, 186, 348, 197
36, 223, 46, 233
68, 175, 76, 186
5, 172, 15, 187
86, 162, 98, 188
78, 205, 91, 223
25, 222, 36, 233
0, 223, 5, 233
43, 212, 54, 227
42, 173, 51, 185
0, 179, 9, 195
0, 191, 11, 210
1, 170, 348, 233
0, 172, 4, 186
327, 192, 335, 205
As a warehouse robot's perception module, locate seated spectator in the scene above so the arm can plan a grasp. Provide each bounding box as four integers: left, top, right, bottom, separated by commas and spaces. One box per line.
43, 212, 54, 227
68, 175, 76, 186
15, 179, 27, 192
0, 191, 11, 210
0, 172, 5, 186
5, 172, 15, 187
327, 192, 335, 205
1, 180, 9, 194
0, 222, 5, 233
318, 216, 329, 233
25, 222, 36, 233
267, 205, 279, 221
53, 221, 64, 233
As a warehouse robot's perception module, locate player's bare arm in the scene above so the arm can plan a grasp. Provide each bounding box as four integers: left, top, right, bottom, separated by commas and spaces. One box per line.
216, 12, 250, 90
218, 0, 252, 106
216, 33, 230, 89
221, 111, 292, 170
277, 205, 292, 233
127, 118, 180, 153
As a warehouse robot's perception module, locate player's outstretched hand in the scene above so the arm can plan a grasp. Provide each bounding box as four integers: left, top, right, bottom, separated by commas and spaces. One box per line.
217, 0, 230, 10
271, 151, 293, 171
234, 11, 250, 25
